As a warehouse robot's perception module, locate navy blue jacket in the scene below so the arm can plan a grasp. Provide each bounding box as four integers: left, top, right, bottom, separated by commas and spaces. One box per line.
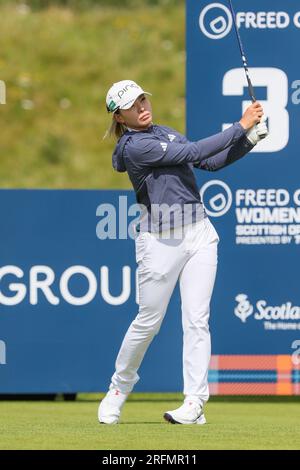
112, 123, 253, 232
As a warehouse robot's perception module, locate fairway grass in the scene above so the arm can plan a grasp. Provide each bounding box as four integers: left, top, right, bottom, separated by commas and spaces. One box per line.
0, 394, 299, 450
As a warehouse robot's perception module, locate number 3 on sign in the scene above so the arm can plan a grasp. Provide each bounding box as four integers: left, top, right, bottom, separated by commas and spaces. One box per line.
222, 67, 289, 152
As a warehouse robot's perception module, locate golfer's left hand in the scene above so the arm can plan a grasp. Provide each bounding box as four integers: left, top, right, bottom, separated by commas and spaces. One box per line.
246, 115, 269, 146
256, 115, 268, 140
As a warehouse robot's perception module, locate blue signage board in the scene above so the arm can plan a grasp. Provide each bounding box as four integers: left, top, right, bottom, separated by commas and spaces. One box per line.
0, 190, 185, 393
187, 0, 300, 359
1, 1, 300, 394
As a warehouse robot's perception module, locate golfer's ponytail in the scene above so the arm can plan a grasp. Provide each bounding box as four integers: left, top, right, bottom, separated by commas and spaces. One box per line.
103, 111, 127, 140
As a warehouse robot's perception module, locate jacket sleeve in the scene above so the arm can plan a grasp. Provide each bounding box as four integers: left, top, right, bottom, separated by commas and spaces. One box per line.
126, 123, 246, 167
193, 135, 254, 171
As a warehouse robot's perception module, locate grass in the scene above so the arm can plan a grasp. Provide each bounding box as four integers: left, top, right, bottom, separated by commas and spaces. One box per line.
0, 1, 186, 189
0, 394, 299, 450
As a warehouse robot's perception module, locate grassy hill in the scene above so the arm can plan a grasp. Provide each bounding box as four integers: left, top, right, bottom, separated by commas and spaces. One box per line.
0, 0, 186, 188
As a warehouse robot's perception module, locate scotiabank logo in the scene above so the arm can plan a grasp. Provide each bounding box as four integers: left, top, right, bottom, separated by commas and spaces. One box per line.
199, 3, 300, 39
0, 265, 135, 306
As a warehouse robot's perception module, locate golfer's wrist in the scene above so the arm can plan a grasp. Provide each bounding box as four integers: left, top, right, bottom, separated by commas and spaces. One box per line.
239, 118, 249, 131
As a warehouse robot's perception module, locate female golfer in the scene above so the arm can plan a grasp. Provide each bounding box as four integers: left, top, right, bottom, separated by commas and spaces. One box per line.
99, 80, 268, 425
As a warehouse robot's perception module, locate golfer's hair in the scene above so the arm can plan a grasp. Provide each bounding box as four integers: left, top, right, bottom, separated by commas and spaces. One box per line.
103, 110, 127, 140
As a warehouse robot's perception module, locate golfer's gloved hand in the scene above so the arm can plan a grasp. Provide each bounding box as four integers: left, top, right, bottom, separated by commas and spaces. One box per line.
246, 115, 269, 146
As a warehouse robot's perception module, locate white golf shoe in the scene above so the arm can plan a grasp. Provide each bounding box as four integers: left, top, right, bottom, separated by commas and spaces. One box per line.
98, 388, 128, 424
164, 400, 206, 425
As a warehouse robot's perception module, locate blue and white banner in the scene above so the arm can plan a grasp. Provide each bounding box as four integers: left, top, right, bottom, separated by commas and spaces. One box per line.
187, 0, 300, 355
0, 190, 187, 393
1, 1, 300, 394
0, 171, 299, 394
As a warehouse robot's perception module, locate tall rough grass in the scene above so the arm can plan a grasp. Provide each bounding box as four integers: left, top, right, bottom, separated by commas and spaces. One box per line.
0, 1, 185, 188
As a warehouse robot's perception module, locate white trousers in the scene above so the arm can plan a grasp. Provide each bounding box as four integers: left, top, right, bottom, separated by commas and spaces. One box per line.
110, 217, 219, 404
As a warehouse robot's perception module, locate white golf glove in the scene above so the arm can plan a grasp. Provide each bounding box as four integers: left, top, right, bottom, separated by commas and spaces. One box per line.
246, 115, 269, 146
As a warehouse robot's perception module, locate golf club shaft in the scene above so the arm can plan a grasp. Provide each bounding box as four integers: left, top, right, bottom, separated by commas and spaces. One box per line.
228, 0, 256, 102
